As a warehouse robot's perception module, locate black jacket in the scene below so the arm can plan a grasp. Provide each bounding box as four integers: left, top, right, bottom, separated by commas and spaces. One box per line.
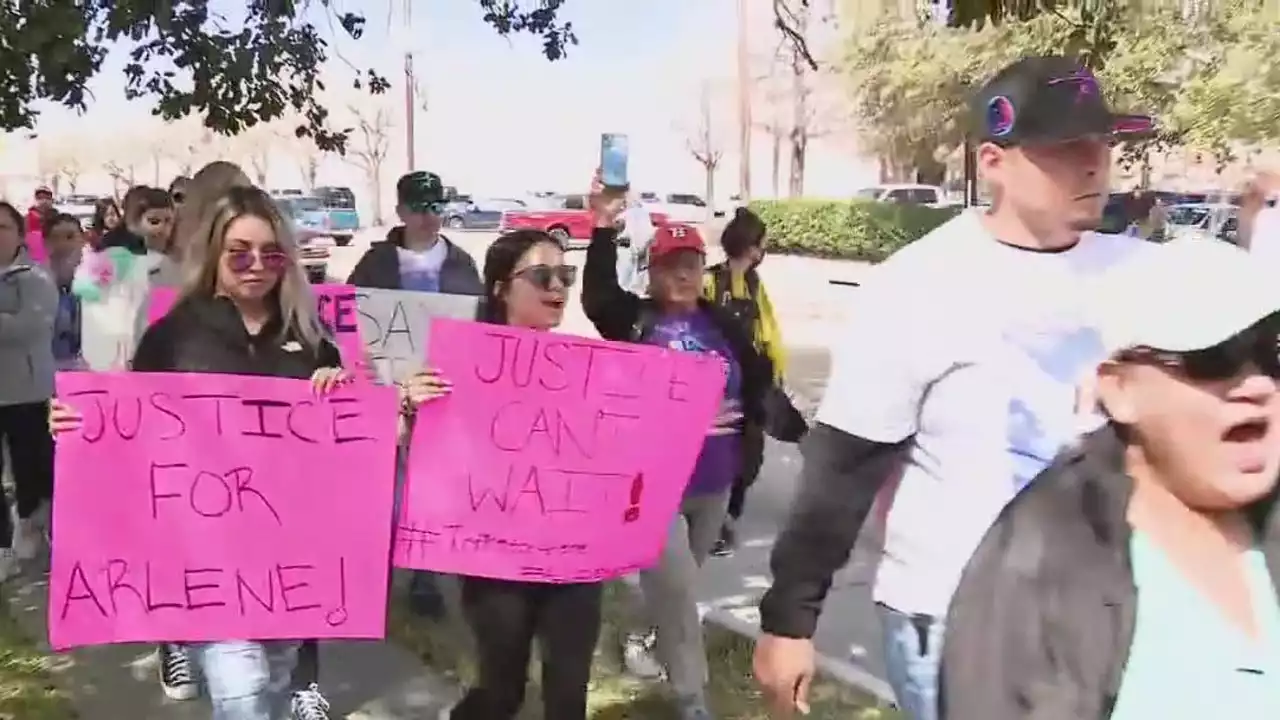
98, 226, 148, 255
582, 225, 771, 428
345, 227, 483, 295
133, 295, 340, 377
940, 425, 1280, 720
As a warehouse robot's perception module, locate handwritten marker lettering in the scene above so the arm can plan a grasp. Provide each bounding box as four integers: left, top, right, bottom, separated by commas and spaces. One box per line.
48, 371, 399, 650
394, 319, 726, 583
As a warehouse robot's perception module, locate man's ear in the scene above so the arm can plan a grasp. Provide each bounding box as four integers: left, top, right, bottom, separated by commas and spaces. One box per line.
1095, 360, 1137, 424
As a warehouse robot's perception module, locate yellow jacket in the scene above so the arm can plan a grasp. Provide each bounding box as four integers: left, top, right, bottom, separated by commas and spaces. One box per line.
703, 265, 786, 383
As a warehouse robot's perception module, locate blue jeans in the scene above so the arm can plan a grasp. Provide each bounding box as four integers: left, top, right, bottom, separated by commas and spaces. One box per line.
877, 603, 943, 720
192, 640, 299, 720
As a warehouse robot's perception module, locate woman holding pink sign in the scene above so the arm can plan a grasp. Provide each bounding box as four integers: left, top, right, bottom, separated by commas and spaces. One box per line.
402, 228, 605, 720
50, 185, 349, 720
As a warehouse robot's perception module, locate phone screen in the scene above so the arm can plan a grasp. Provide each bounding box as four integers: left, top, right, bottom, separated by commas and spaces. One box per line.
601, 133, 629, 189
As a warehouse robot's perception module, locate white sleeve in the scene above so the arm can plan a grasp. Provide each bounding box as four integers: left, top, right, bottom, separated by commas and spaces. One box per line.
815, 280, 938, 443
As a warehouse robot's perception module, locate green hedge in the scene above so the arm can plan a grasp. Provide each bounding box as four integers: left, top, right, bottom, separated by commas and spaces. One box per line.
749, 199, 963, 262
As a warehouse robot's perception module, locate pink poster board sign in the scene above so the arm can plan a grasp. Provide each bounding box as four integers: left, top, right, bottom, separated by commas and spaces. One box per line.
48, 371, 399, 649
147, 284, 365, 372
394, 319, 727, 583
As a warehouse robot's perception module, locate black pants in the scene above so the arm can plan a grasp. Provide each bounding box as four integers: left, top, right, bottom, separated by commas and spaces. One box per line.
292, 639, 318, 690
726, 424, 766, 521
0, 401, 55, 546
451, 577, 603, 720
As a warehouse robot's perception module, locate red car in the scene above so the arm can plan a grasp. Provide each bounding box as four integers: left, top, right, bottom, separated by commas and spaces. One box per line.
499, 194, 669, 249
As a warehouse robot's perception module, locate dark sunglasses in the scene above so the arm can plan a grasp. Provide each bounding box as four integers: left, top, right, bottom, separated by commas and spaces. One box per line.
172, 192, 186, 203
1122, 324, 1280, 382
511, 264, 576, 290
226, 246, 290, 273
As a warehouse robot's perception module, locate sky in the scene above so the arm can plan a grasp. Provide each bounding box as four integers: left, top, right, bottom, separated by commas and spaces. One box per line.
8, 0, 877, 206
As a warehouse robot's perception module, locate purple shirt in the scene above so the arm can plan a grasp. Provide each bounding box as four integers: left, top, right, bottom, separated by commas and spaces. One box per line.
642, 310, 742, 497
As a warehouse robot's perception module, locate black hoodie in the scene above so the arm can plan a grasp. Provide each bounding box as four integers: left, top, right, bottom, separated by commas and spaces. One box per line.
345, 227, 483, 295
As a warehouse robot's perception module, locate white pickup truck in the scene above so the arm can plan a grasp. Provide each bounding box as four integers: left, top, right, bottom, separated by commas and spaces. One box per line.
854, 184, 959, 208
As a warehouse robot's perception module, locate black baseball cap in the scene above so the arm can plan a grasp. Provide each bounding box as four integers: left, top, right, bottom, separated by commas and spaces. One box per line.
971, 55, 1154, 147
396, 171, 445, 213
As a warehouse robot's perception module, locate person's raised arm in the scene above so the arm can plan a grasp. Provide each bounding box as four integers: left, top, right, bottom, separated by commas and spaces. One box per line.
582, 172, 643, 341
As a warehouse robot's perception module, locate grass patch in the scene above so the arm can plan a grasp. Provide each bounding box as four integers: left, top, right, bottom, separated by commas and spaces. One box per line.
0, 594, 76, 720
388, 578, 899, 719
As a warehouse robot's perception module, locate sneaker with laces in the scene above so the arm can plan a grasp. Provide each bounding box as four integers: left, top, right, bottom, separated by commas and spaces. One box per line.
622, 630, 664, 680
157, 644, 199, 701
710, 523, 736, 558
0, 548, 18, 583
12, 517, 42, 561
290, 683, 331, 720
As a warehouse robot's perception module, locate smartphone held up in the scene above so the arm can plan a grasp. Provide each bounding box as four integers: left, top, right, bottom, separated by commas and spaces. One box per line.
600, 133, 629, 191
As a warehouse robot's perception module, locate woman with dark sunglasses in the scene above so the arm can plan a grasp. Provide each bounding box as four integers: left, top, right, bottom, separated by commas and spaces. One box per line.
581, 172, 772, 720
406, 229, 598, 720
943, 239, 1280, 719
50, 185, 349, 720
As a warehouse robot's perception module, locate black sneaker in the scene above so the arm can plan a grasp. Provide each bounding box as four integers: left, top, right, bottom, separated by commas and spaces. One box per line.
158, 644, 199, 701
711, 524, 736, 557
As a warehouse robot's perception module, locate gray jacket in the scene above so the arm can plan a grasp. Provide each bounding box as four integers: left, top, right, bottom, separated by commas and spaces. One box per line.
940, 425, 1280, 719
0, 249, 58, 405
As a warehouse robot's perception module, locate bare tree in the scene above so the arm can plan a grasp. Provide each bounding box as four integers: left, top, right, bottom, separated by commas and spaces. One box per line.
165, 116, 230, 176
230, 124, 276, 186
273, 122, 326, 192
686, 82, 724, 217
36, 136, 90, 194
344, 102, 393, 226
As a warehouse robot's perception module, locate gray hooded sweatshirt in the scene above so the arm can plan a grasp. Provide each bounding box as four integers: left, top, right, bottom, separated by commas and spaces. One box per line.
0, 248, 58, 405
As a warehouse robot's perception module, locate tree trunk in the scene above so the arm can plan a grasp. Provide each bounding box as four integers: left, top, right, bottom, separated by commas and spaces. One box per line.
68, 176, 79, 194
770, 127, 782, 197
704, 164, 716, 222
736, 0, 751, 201
370, 167, 384, 226
787, 2, 810, 198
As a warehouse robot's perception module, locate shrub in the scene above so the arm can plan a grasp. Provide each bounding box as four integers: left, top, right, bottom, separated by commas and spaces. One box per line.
749, 199, 963, 262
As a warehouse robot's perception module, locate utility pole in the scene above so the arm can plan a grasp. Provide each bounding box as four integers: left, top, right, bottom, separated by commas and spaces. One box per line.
736, 0, 751, 201
404, 0, 416, 172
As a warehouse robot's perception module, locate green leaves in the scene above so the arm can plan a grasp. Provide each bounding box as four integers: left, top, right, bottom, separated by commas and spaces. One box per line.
0, 0, 579, 153
843, 2, 1280, 178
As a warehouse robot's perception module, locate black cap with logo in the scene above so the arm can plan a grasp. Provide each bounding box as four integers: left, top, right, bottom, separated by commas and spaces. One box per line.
970, 55, 1155, 147
396, 171, 446, 213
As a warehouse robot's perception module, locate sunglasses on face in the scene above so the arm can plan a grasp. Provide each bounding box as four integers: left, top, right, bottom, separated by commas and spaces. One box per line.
511, 264, 576, 290
1123, 326, 1280, 382
226, 246, 290, 274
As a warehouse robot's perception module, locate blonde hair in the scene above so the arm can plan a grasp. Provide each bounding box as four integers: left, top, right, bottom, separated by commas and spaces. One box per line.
179, 185, 326, 350
172, 161, 254, 260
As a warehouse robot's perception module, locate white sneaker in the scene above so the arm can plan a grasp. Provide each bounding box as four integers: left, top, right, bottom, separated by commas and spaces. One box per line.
11, 518, 41, 562
0, 549, 17, 582
290, 683, 331, 720
622, 630, 665, 680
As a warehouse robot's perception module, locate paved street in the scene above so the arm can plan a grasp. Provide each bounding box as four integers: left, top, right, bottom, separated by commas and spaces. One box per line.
326, 229, 894, 699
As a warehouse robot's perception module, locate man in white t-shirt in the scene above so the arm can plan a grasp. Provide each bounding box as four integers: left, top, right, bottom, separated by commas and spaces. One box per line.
753, 55, 1156, 720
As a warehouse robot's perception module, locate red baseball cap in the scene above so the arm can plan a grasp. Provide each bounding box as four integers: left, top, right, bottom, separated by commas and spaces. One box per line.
649, 223, 705, 261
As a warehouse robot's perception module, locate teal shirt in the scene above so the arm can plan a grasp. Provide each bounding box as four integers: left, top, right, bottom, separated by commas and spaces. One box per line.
1110, 531, 1280, 718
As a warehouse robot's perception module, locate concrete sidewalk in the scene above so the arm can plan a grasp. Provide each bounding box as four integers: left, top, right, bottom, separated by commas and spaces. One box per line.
4, 570, 460, 719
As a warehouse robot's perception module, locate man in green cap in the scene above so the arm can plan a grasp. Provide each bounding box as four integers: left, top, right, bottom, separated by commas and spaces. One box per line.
346, 170, 482, 293
347, 172, 482, 619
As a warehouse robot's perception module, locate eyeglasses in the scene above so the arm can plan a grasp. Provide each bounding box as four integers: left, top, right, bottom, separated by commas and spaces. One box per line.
511, 264, 576, 290
1120, 324, 1280, 382
226, 246, 290, 273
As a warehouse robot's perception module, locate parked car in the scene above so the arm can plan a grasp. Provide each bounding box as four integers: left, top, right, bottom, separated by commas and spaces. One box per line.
276, 196, 335, 283
853, 184, 957, 207
443, 198, 527, 230
638, 192, 712, 223
57, 194, 100, 227
500, 194, 669, 249
1165, 203, 1239, 244
311, 186, 361, 245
